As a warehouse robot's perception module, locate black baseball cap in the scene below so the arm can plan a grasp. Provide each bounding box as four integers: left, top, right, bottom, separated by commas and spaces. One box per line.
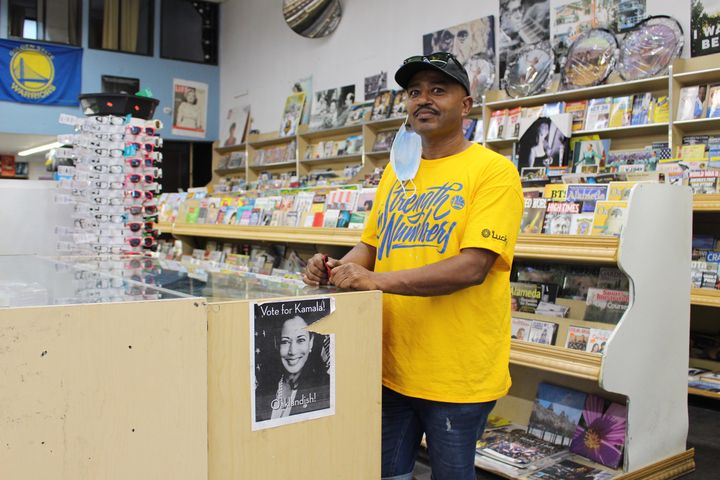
395, 52, 471, 96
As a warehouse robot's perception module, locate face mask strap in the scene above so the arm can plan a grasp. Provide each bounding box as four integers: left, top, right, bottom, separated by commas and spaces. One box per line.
399, 178, 417, 199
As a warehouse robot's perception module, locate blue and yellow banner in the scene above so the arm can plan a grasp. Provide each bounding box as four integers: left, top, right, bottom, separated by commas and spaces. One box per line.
0, 39, 82, 106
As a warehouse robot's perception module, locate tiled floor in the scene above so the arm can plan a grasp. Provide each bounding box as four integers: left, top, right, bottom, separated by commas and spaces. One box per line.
412, 396, 720, 479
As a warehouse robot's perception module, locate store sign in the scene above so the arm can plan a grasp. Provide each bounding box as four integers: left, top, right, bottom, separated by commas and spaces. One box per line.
0, 38, 82, 105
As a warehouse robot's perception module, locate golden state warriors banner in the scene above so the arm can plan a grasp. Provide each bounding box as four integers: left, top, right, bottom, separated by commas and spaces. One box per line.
0, 39, 82, 106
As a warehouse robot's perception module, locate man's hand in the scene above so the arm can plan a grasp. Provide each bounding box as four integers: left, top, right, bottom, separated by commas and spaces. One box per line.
329, 263, 378, 291
303, 253, 336, 286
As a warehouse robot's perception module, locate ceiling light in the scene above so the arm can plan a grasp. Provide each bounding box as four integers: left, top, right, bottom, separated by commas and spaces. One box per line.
17, 142, 63, 157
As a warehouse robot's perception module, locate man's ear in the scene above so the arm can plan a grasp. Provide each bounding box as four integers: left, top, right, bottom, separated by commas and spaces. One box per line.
462, 95, 473, 116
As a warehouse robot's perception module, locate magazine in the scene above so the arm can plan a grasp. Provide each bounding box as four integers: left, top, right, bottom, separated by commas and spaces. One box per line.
570, 395, 627, 469
591, 201, 628, 236
569, 213, 595, 235
596, 267, 629, 290
542, 201, 581, 235
529, 458, 615, 479
630, 92, 652, 126
528, 383, 587, 446
707, 83, 720, 118
572, 140, 610, 173
279, 92, 306, 137
564, 100, 587, 132
520, 197, 548, 234
584, 97, 612, 130
477, 425, 568, 468
371, 90, 395, 120
511, 282, 560, 313
511, 317, 533, 341
505, 107, 522, 139
390, 90, 408, 117
561, 269, 599, 300
652, 95, 670, 123
566, 326, 591, 351
372, 130, 397, 152
528, 320, 558, 345
586, 328, 613, 353
487, 109, 509, 140
584, 288, 629, 325
608, 96, 632, 128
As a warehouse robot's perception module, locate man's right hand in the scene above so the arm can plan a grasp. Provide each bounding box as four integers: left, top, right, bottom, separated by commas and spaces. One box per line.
303, 253, 337, 286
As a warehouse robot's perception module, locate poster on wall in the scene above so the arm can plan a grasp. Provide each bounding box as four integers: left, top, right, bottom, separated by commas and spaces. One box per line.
364, 71, 387, 101
279, 92, 306, 137
422, 16, 496, 102
499, 0, 550, 81
553, 1, 646, 69
692, 0, 720, 57
308, 85, 356, 130
172, 78, 208, 138
220, 101, 250, 148
250, 297, 336, 431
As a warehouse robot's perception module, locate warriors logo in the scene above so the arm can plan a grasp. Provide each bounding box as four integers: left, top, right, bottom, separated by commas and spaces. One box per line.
9, 44, 56, 100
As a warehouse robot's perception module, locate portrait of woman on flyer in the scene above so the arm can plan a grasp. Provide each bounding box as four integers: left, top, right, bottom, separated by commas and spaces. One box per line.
252, 298, 334, 429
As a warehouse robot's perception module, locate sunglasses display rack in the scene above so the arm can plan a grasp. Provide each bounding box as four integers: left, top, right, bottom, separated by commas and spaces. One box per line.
54, 112, 163, 256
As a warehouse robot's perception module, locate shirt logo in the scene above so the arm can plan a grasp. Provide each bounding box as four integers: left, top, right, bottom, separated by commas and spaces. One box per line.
482, 229, 508, 243
375, 181, 463, 260
451, 195, 465, 210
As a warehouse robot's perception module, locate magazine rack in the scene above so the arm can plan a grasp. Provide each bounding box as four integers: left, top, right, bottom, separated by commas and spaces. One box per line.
491, 183, 694, 479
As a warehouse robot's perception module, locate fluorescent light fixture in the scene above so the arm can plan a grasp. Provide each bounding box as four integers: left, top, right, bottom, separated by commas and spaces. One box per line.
18, 141, 63, 157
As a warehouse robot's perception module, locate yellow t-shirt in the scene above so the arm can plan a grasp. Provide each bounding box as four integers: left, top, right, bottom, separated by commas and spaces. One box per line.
361, 143, 523, 403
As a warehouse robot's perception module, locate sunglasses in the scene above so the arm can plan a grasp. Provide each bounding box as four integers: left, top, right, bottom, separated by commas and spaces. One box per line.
127, 221, 156, 233
126, 257, 156, 270
402, 52, 464, 70
78, 163, 124, 174
126, 173, 156, 185
127, 190, 155, 201
126, 204, 158, 216
94, 213, 125, 223
127, 125, 157, 136
127, 236, 157, 248
124, 157, 154, 168
126, 142, 157, 153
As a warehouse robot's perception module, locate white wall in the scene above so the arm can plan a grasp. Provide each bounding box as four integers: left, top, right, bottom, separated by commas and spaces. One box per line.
220, 0, 692, 134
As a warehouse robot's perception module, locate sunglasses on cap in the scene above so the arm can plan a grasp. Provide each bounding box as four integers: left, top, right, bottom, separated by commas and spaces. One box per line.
402, 52, 464, 69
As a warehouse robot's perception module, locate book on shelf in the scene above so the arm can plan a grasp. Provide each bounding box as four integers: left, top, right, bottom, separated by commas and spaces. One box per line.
487, 109, 509, 140
542, 102, 565, 116
707, 83, 720, 118
677, 85, 707, 121
630, 92, 652, 126
652, 95, 670, 123
372, 129, 397, 152
584, 288, 629, 325
345, 101, 373, 125
504, 107, 522, 139
390, 90, 408, 118
564, 100, 587, 132
584, 97, 612, 131
528, 383, 587, 446
608, 95, 632, 128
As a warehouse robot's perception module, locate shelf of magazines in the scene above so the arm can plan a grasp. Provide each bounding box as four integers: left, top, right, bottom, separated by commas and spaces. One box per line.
157, 224, 620, 263
485, 122, 670, 147
690, 287, 720, 308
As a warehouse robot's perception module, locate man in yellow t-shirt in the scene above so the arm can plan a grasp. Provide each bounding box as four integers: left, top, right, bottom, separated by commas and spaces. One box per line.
304, 52, 523, 480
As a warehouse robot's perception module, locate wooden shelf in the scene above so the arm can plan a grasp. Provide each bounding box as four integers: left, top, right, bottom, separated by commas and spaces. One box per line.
510, 341, 602, 381
299, 124, 362, 141
693, 194, 720, 212
673, 64, 720, 85
485, 137, 516, 148
300, 154, 362, 166
691, 288, 720, 308
574, 122, 669, 138
688, 386, 720, 399
214, 143, 246, 154
365, 150, 391, 160
157, 221, 173, 233
171, 224, 361, 246
515, 234, 618, 263
247, 133, 295, 148
248, 160, 296, 170
486, 75, 669, 110
364, 116, 404, 130
214, 167, 246, 176
673, 117, 720, 133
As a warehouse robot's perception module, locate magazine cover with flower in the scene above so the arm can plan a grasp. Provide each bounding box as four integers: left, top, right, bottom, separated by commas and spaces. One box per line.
570, 394, 628, 469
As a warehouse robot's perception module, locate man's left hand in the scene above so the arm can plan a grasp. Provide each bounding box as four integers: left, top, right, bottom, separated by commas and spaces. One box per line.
329, 263, 378, 291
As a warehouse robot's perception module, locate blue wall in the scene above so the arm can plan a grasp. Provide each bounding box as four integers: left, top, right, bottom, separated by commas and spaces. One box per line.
0, 1, 219, 140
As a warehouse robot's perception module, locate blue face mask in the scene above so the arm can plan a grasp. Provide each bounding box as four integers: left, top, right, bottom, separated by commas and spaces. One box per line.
390, 118, 422, 195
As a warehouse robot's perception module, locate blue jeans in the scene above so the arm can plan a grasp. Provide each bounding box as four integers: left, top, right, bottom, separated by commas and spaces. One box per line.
381, 386, 496, 480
